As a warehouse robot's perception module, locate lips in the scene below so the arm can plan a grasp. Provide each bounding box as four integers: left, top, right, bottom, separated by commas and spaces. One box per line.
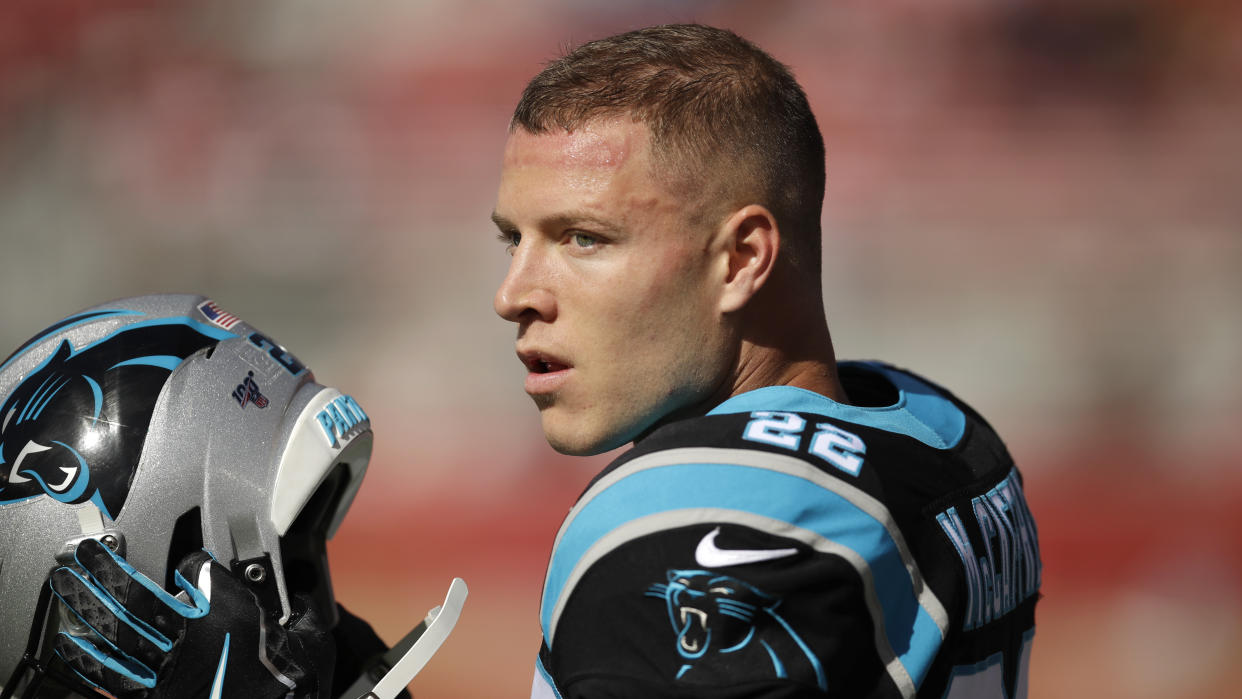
517, 347, 571, 372
517, 348, 572, 395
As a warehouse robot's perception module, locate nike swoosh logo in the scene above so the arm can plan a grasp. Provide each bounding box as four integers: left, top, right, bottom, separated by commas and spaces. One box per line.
694, 527, 798, 568
209, 633, 230, 699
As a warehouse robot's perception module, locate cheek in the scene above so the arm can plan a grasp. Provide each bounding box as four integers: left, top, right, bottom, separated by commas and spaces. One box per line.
608, 269, 707, 344
611, 268, 725, 382
652, 260, 720, 335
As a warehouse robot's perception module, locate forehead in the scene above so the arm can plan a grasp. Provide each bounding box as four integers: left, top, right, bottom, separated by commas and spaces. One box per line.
498, 119, 677, 226
516, 123, 625, 159
502, 119, 653, 178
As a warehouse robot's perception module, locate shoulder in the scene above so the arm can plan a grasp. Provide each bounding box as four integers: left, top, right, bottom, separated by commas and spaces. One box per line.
539, 409, 955, 696
539, 366, 1038, 698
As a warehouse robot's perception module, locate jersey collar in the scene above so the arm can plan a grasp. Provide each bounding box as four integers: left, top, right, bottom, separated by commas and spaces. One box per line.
707, 361, 966, 449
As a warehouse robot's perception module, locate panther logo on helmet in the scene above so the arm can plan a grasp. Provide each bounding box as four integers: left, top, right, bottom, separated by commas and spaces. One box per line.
0, 319, 229, 520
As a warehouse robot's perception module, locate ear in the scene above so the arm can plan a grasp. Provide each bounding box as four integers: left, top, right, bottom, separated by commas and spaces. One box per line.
717, 204, 779, 314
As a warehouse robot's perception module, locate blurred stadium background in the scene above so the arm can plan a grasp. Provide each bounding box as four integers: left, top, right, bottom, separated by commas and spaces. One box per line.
2, 0, 1240, 696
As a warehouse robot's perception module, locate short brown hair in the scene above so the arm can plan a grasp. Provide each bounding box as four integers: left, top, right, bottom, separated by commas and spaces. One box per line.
512, 24, 826, 278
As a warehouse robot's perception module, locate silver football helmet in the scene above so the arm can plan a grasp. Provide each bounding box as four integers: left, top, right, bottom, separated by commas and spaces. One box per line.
0, 294, 373, 696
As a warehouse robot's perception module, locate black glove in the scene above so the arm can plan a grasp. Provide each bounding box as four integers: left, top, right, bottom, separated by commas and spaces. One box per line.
49, 537, 335, 699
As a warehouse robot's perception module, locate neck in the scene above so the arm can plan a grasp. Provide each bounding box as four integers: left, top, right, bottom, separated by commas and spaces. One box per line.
633, 314, 845, 446
729, 328, 847, 403
641, 272, 847, 445
726, 266, 847, 404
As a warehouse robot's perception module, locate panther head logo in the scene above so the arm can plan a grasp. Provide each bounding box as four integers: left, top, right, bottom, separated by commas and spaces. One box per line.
0, 319, 227, 520
646, 569, 826, 690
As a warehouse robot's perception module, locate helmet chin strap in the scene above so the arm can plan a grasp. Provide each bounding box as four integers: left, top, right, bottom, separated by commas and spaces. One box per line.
337, 577, 468, 699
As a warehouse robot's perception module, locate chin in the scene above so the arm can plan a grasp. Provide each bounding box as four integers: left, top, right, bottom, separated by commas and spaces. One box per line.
545, 439, 601, 457
543, 430, 612, 457
541, 415, 631, 457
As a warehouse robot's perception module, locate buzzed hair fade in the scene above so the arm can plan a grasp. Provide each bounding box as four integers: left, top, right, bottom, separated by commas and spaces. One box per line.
512, 24, 827, 280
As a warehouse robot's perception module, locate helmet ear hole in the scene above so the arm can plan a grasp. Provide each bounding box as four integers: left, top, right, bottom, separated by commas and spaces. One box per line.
280, 463, 351, 625
164, 507, 204, 590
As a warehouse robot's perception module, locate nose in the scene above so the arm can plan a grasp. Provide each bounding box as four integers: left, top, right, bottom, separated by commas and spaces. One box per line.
493, 241, 556, 323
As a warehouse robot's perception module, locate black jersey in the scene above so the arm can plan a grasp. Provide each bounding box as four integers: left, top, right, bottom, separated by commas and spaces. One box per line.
531, 362, 1040, 699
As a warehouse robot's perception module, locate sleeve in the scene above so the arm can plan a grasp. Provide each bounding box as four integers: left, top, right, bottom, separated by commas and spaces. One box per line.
533, 446, 949, 699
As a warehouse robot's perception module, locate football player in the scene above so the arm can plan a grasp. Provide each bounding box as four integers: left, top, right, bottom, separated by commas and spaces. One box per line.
492, 24, 1041, 698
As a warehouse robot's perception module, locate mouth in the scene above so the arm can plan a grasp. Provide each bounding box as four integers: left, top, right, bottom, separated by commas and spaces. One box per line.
517, 349, 572, 395
518, 349, 570, 375
677, 606, 709, 656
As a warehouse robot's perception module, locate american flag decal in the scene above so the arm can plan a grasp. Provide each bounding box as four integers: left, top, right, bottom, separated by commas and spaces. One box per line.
197, 300, 242, 330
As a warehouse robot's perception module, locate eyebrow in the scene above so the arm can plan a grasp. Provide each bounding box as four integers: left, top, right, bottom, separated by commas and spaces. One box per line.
489, 211, 622, 235
490, 211, 515, 231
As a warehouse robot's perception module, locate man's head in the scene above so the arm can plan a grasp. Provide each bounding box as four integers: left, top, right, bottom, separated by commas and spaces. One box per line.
493, 25, 828, 456
512, 24, 825, 279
